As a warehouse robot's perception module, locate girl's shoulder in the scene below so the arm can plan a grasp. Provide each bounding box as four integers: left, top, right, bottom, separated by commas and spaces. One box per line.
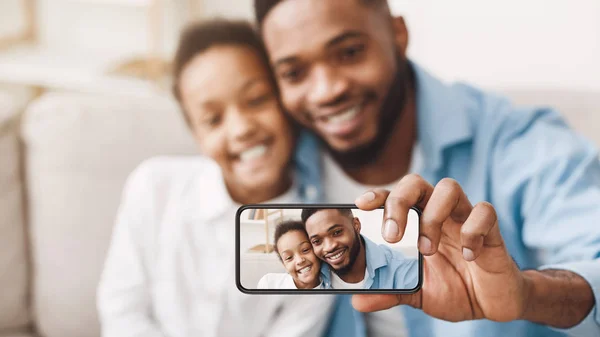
257, 273, 296, 289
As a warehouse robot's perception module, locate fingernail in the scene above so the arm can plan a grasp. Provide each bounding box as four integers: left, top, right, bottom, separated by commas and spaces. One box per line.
357, 191, 376, 203
419, 236, 432, 254
463, 247, 475, 261
383, 219, 399, 240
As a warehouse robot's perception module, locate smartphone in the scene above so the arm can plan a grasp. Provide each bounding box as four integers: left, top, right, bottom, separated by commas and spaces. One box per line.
236, 204, 422, 294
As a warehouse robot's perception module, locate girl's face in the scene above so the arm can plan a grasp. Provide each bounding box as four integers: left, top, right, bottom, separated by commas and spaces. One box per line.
179, 45, 294, 200
276, 230, 321, 289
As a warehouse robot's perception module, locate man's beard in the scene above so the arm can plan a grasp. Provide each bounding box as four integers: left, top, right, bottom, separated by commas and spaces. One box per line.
332, 231, 362, 277
324, 57, 412, 169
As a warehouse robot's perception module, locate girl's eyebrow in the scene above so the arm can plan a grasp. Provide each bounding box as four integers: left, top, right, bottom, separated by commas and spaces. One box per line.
296, 240, 310, 248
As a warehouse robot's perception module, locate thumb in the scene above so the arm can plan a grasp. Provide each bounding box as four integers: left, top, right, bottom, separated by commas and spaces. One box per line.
351, 293, 419, 312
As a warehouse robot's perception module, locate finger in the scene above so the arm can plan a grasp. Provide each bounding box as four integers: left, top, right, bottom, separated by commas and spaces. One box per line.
420, 178, 472, 255
351, 293, 419, 312
355, 188, 390, 210
383, 174, 434, 244
460, 201, 502, 261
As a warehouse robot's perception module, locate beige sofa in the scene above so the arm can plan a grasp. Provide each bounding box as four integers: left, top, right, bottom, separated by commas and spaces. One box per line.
0, 88, 599, 337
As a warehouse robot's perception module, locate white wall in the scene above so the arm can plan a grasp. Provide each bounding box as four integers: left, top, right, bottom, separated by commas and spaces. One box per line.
390, 0, 600, 91
2, 0, 597, 90
240, 208, 419, 258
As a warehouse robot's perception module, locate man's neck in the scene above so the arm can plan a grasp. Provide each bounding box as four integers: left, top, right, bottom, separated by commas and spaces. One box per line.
339, 79, 417, 186
339, 237, 367, 283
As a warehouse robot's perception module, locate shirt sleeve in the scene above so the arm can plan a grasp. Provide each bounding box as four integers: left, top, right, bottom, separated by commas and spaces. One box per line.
96, 165, 166, 337
494, 107, 600, 335
394, 258, 420, 290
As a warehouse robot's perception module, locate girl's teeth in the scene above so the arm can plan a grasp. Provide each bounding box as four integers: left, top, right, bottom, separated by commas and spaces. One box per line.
239, 144, 267, 162
326, 106, 360, 124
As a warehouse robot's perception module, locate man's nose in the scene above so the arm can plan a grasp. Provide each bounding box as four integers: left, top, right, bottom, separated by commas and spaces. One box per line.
323, 237, 337, 253
307, 65, 349, 108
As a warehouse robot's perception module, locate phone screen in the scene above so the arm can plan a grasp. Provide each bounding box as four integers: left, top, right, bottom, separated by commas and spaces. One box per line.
236, 204, 422, 294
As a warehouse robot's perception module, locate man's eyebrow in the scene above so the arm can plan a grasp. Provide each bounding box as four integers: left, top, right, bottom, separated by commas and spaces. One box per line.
273, 31, 365, 68
326, 31, 365, 49
327, 224, 343, 232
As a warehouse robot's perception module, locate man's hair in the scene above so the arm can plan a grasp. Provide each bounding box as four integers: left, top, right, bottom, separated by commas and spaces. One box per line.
172, 19, 275, 105
301, 208, 354, 225
273, 220, 307, 259
254, 0, 389, 27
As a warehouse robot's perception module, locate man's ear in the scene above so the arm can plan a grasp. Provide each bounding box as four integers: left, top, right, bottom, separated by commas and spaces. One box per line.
353, 217, 361, 233
391, 16, 409, 56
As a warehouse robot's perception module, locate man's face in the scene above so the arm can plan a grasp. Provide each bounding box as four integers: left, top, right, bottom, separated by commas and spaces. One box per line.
262, 0, 408, 155
304, 209, 361, 275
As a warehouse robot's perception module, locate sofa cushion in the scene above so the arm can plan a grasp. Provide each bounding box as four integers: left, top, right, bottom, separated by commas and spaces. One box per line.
0, 93, 30, 333
0, 332, 36, 337
21, 92, 197, 337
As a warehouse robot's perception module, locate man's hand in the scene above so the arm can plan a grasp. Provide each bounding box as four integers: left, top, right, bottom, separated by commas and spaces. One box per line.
353, 174, 528, 322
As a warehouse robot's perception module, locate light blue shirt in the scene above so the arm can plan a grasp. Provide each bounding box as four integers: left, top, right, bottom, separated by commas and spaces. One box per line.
293, 61, 600, 337
318, 235, 419, 290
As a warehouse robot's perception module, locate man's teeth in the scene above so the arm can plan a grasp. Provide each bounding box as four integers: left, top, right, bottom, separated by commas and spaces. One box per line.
298, 266, 312, 274
325, 106, 360, 124
239, 144, 267, 162
328, 250, 344, 260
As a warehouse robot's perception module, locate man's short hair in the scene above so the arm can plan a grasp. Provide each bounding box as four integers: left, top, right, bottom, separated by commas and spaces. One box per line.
301, 208, 355, 226
172, 19, 275, 104
273, 220, 307, 258
254, 0, 389, 27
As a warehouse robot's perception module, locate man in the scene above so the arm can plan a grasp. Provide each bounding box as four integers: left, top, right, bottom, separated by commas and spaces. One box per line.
301, 208, 418, 289
254, 0, 600, 336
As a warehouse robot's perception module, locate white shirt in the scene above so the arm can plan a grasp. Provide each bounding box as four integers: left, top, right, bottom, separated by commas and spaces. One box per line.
257, 273, 324, 289
330, 269, 366, 289
97, 156, 335, 337
321, 143, 423, 337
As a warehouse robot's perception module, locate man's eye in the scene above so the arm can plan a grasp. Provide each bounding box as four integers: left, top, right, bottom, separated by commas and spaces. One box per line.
312, 239, 321, 245
340, 45, 365, 61
333, 230, 342, 236
280, 68, 303, 83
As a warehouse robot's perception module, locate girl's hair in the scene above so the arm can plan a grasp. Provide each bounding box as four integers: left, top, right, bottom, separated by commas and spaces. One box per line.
273, 220, 307, 260
172, 19, 277, 103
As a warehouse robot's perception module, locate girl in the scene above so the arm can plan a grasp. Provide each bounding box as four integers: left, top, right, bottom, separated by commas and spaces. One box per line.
258, 220, 323, 289
97, 20, 334, 337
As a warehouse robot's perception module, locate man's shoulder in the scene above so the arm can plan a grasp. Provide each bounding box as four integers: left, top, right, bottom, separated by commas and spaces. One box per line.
451, 82, 566, 136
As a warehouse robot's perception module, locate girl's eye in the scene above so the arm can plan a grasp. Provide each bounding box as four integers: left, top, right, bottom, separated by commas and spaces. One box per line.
247, 93, 271, 107
201, 114, 221, 127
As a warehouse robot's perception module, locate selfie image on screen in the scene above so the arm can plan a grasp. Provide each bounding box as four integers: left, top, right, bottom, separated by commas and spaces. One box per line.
236, 206, 420, 293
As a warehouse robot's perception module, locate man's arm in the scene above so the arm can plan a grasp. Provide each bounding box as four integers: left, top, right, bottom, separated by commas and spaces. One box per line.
521, 269, 596, 328
496, 108, 600, 333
